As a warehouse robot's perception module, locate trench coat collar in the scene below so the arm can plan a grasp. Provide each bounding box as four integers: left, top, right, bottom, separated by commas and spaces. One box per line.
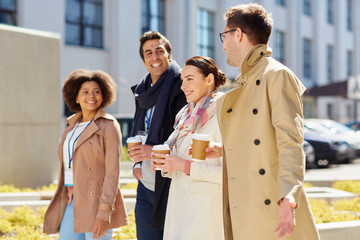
236, 44, 272, 85
66, 108, 113, 151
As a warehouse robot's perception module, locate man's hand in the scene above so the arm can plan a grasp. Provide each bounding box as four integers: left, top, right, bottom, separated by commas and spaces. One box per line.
133, 167, 142, 181
128, 145, 153, 163
188, 141, 223, 159
274, 196, 297, 239
92, 218, 109, 239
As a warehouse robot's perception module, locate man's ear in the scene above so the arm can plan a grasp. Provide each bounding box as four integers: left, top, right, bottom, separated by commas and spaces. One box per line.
236, 28, 245, 43
168, 53, 172, 62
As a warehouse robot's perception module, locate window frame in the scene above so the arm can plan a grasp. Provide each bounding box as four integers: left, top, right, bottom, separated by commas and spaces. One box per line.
0, 0, 17, 25
197, 8, 215, 59
274, 30, 285, 64
303, 0, 311, 16
65, 0, 104, 49
141, 0, 165, 35
327, 0, 334, 24
275, 0, 286, 7
327, 45, 334, 83
303, 38, 312, 78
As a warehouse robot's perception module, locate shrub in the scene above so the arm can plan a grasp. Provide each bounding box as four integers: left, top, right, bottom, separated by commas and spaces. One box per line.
332, 180, 360, 194
122, 146, 130, 161
309, 198, 360, 223
113, 210, 136, 239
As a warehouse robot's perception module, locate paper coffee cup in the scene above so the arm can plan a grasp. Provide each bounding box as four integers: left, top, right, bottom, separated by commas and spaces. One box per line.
126, 136, 143, 148
192, 133, 210, 161
152, 144, 170, 170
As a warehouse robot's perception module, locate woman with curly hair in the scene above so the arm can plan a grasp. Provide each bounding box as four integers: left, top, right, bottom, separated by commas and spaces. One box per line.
43, 69, 128, 240
151, 56, 226, 240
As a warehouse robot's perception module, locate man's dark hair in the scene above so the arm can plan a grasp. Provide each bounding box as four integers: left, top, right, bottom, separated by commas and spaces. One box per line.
139, 31, 172, 61
224, 3, 273, 45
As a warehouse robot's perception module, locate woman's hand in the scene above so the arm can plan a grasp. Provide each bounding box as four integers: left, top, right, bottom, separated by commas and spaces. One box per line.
151, 152, 186, 173
128, 145, 153, 163
92, 218, 109, 239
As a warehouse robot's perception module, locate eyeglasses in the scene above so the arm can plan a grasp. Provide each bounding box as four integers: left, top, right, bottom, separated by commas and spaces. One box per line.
219, 28, 246, 43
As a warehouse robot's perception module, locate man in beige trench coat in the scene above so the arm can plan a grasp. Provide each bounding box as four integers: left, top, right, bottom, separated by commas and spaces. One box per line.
210, 3, 320, 240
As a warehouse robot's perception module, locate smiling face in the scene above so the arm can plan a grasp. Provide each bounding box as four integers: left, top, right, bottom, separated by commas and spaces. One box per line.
142, 39, 172, 84
76, 81, 103, 119
181, 65, 214, 104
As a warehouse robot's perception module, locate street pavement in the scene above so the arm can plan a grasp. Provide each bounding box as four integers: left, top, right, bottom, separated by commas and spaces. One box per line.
305, 158, 360, 182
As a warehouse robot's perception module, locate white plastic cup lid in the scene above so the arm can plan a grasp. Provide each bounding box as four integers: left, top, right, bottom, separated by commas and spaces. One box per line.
192, 133, 211, 141
152, 144, 170, 151
126, 136, 142, 143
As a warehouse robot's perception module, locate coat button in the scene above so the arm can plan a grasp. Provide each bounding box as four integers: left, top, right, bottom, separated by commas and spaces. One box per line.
253, 108, 258, 115
265, 199, 271, 205
256, 79, 261, 85
90, 191, 95, 197
227, 108, 233, 113
259, 169, 265, 175
254, 139, 260, 145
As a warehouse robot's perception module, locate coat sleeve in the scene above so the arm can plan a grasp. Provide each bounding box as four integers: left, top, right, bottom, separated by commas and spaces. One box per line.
267, 69, 306, 206
96, 120, 122, 222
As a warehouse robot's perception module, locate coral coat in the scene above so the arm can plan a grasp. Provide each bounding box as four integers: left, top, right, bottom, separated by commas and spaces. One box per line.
162, 99, 224, 240
43, 109, 128, 233
218, 45, 319, 240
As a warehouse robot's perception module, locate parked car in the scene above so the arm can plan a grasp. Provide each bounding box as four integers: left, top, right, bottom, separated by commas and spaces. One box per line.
305, 119, 359, 159
304, 128, 351, 167
114, 114, 134, 147
346, 120, 360, 130
302, 140, 316, 169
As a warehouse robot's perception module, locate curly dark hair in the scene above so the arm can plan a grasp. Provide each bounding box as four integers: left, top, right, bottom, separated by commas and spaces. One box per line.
184, 56, 226, 92
62, 69, 117, 112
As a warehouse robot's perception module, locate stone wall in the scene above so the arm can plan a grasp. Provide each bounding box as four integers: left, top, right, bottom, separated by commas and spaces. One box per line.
0, 24, 60, 188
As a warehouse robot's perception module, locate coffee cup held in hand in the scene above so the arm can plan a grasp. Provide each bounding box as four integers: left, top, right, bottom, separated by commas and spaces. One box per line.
152, 144, 170, 170
191, 133, 211, 161
126, 136, 143, 148
127, 136, 143, 161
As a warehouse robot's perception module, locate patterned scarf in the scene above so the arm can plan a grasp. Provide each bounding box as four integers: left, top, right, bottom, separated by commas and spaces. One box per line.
168, 96, 213, 148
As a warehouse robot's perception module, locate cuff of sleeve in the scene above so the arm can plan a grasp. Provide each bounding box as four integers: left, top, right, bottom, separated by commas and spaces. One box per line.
96, 203, 115, 222
185, 160, 191, 176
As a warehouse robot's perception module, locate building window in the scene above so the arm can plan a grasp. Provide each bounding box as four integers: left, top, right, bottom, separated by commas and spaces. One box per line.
303, 39, 311, 78
142, 0, 165, 34
0, 0, 16, 25
274, 31, 285, 64
347, 0, 352, 31
303, 102, 312, 118
275, 0, 286, 7
327, 45, 334, 83
303, 0, 311, 16
327, 103, 333, 119
346, 104, 352, 118
197, 8, 215, 59
327, 0, 334, 24
347, 50, 353, 77
65, 0, 103, 48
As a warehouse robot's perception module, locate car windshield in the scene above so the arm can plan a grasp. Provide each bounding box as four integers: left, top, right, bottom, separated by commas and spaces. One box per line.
322, 121, 353, 133
304, 122, 332, 134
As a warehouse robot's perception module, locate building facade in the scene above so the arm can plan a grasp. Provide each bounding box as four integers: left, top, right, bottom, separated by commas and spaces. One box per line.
1, 0, 359, 123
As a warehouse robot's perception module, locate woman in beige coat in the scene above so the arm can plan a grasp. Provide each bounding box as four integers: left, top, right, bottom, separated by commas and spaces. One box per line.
43, 69, 128, 239
151, 56, 226, 240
